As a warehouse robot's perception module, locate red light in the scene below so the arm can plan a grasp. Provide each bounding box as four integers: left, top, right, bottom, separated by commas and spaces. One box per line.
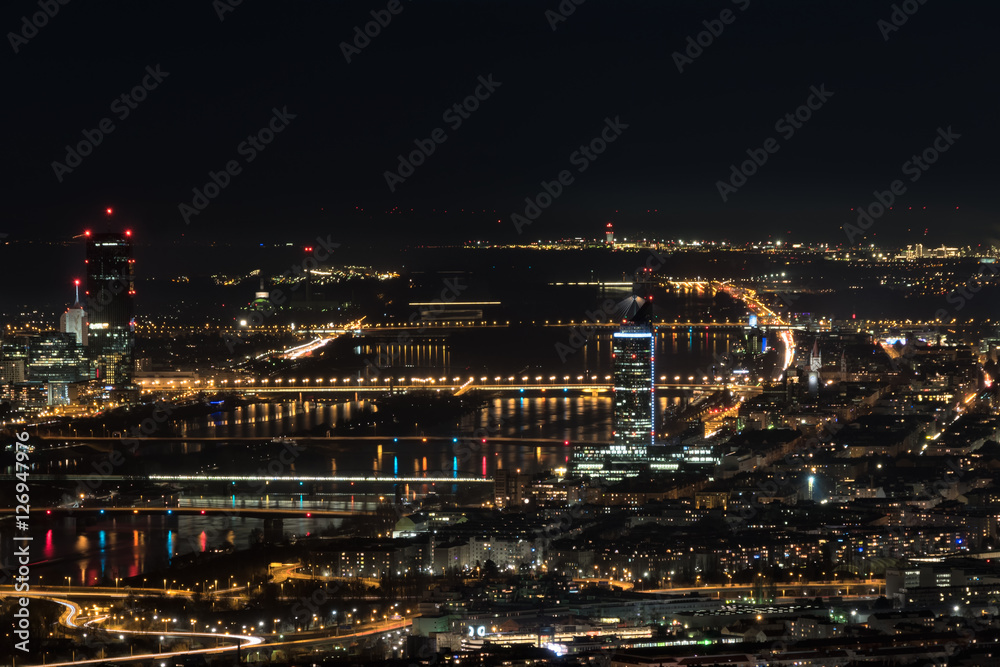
84, 230, 91, 237
46, 510, 51, 515
305, 247, 313, 252
106, 208, 113, 215
74, 279, 80, 286
564, 440, 569, 445
125, 230, 131, 236
200, 510, 206, 514
306, 513, 312, 517
481, 439, 486, 443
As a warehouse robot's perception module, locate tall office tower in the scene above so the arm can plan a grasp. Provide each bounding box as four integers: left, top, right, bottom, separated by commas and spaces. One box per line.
605, 222, 615, 246
59, 279, 88, 346
572, 296, 662, 481
612, 324, 655, 451
85, 229, 136, 400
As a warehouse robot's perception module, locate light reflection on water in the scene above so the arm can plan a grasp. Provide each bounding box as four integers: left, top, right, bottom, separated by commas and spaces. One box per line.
174, 395, 688, 443
13, 512, 345, 587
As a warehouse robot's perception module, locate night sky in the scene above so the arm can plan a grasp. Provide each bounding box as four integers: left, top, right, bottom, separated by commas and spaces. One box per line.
4, 0, 998, 253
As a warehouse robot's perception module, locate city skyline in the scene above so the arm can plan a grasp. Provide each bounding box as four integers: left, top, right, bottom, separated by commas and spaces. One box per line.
5, 2, 1000, 666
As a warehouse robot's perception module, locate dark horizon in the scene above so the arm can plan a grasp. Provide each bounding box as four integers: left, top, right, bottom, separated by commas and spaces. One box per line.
3, 0, 998, 252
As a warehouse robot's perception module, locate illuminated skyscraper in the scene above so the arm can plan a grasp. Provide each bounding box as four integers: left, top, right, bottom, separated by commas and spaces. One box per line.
59, 280, 88, 347
573, 296, 661, 481
85, 229, 135, 399
612, 325, 654, 450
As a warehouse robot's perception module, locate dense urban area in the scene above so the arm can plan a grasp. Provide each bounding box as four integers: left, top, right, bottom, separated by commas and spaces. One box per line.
4, 231, 1000, 666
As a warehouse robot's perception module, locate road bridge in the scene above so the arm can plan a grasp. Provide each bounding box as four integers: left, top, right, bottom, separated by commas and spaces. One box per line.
138, 379, 732, 394
0, 472, 492, 485
0, 505, 373, 518
31, 435, 611, 446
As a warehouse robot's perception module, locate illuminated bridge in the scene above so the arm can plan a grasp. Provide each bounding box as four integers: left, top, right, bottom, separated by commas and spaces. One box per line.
149, 474, 491, 484
0, 505, 374, 518
140, 377, 741, 395
0, 473, 492, 485
347, 320, 802, 332
34, 435, 607, 446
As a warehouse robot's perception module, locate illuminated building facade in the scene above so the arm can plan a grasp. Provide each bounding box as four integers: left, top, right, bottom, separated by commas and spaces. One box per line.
573, 322, 656, 481
60, 305, 87, 347
85, 230, 136, 399
27, 332, 90, 405
0, 336, 30, 384
60, 280, 88, 346
612, 325, 655, 449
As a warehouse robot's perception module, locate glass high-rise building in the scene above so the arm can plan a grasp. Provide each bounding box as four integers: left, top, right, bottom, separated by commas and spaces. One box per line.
27, 332, 90, 406
85, 230, 136, 399
612, 325, 655, 451
60, 279, 88, 347
28, 333, 89, 383
572, 322, 658, 481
